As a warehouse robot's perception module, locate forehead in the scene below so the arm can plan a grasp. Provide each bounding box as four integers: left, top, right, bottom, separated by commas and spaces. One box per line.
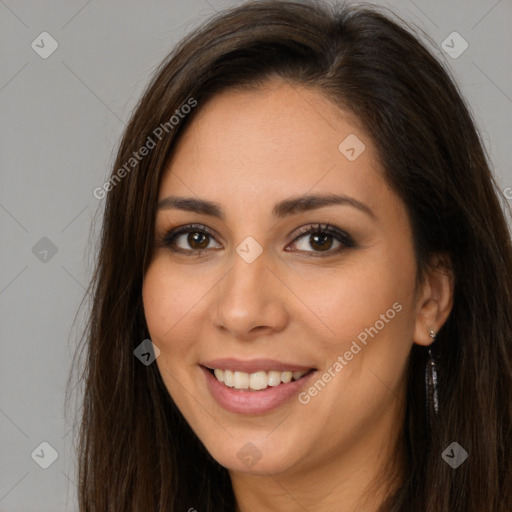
159, 80, 394, 221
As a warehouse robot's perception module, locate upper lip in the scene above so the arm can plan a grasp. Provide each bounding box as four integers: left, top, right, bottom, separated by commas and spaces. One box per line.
201, 358, 316, 374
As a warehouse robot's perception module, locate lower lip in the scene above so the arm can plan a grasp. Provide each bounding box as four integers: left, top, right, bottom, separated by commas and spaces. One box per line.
201, 366, 316, 415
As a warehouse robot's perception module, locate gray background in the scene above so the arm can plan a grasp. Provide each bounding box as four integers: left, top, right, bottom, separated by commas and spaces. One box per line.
1, 0, 511, 510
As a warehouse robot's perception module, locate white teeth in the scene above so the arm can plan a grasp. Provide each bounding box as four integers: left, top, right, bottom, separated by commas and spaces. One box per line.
282, 371, 293, 383
233, 371, 249, 389
211, 368, 308, 390
224, 370, 234, 387
267, 371, 282, 387
250, 371, 268, 390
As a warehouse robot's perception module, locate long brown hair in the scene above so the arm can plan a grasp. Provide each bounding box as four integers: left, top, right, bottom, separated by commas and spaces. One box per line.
68, 1, 512, 510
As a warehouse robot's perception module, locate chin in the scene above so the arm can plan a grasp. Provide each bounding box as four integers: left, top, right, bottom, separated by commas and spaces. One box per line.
202, 432, 305, 476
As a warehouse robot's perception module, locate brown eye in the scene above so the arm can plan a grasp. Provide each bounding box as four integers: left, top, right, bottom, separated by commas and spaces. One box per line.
308, 233, 334, 251
160, 224, 221, 254
288, 223, 355, 256
187, 231, 210, 250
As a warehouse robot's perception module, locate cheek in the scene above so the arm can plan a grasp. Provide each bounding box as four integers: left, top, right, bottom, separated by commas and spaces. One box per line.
142, 258, 207, 411
294, 248, 416, 356
142, 256, 209, 342
319, 256, 415, 398
142, 257, 208, 389
296, 244, 417, 425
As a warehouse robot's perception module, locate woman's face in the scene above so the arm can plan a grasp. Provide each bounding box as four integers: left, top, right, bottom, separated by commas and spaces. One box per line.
143, 80, 424, 477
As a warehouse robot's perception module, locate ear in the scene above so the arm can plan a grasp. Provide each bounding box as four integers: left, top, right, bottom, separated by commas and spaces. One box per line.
413, 253, 454, 346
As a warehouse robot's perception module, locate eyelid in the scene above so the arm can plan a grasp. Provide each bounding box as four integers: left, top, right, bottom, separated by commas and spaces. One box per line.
290, 223, 352, 242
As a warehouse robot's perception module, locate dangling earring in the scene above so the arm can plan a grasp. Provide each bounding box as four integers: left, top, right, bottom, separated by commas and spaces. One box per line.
426, 328, 439, 415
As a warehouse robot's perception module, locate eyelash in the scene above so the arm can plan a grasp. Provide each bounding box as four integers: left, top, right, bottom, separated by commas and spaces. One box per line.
158, 222, 356, 258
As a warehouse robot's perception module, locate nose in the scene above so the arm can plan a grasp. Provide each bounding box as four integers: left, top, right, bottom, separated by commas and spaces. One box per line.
210, 247, 289, 341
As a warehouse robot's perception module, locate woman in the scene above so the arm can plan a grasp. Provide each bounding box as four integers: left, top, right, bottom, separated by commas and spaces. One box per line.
71, 1, 512, 510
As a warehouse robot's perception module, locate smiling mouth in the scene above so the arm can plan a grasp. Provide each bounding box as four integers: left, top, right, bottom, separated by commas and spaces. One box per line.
204, 367, 315, 391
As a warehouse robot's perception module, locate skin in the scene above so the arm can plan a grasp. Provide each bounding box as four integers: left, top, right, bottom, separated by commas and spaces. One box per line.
142, 79, 454, 512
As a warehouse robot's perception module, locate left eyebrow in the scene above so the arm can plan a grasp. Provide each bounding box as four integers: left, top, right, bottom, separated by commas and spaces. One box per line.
157, 193, 376, 221
272, 193, 376, 220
